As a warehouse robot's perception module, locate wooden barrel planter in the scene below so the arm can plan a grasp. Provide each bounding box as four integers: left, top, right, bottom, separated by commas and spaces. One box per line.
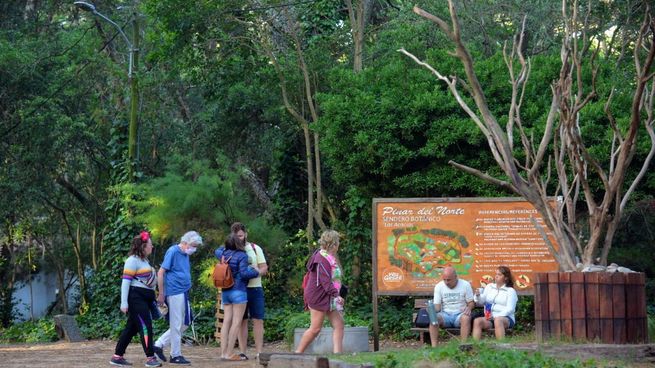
534, 272, 648, 344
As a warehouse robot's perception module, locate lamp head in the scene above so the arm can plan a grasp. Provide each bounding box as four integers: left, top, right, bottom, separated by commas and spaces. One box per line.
74, 1, 97, 13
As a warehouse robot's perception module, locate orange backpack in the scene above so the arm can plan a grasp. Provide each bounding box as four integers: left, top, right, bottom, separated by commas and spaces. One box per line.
212, 255, 234, 288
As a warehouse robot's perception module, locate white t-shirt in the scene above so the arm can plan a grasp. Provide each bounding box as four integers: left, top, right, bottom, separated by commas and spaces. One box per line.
433, 278, 474, 314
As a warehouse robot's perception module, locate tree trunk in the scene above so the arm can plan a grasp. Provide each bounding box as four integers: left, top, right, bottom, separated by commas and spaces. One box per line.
345, 0, 366, 73
57, 264, 68, 314
303, 124, 315, 241
74, 223, 87, 310
1, 223, 18, 327
91, 225, 97, 270
258, 12, 332, 240
313, 131, 327, 231
27, 234, 34, 321
128, 12, 139, 165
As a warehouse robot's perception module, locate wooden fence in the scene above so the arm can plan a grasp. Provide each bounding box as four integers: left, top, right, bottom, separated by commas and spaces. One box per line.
534, 272, 648, 343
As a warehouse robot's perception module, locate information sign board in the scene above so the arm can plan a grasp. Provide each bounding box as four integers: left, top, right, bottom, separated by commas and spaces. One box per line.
373, 198, 559, 295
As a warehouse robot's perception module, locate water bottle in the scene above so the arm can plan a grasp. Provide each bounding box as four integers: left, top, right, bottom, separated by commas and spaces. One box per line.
427, 300, 438, 326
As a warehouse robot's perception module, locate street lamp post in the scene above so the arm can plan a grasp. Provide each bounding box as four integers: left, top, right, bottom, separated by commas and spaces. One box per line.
75, 1, 139, 167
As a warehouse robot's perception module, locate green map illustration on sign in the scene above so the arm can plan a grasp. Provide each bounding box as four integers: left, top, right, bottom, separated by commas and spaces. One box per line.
388, 227, 472, 277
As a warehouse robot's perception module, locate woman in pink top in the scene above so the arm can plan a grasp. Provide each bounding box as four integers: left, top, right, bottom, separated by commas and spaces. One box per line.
295, 230, 344, 353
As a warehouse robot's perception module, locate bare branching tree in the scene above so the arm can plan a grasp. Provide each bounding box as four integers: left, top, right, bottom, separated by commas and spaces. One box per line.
400, 0, 655, 270
242, 7, 337, 240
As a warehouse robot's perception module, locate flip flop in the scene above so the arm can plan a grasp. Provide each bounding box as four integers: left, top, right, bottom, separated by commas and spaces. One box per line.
221, 354, 246, 361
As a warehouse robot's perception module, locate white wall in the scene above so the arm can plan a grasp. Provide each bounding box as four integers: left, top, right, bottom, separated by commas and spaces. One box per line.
12, 271, 78, 322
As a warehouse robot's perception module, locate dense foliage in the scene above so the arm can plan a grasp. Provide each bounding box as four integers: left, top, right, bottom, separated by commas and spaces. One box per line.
1, 0, 654, 345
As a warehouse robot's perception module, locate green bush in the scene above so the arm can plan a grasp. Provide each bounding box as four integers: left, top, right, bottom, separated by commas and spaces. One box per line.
610, 199, 655, 307
187, 296, 219, 345
376, 297, 414, 341
514, 295, 535, 333
263, 230, 315, 310
283, 310, 311, 346
77, 309, 124, 340
0, 318, 58, 343
264, 306, 297, 342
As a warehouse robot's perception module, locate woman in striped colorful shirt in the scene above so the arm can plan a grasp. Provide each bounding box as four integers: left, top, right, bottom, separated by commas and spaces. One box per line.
110, 231, 162, 367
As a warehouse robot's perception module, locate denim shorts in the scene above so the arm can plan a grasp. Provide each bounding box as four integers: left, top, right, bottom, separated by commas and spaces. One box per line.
222, 289, 247, 305
244, 287, 265, 319
490, 316, 515, 329
437, 311, 463, 328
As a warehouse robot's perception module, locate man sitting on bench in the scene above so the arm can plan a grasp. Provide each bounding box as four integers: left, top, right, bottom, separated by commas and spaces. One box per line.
428, 266, 475, 346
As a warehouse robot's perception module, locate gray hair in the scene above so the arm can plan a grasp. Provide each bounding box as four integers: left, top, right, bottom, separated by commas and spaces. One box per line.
181, 231, 203, 246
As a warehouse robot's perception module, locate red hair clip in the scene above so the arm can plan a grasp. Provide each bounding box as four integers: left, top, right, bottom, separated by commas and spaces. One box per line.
140, 231, 150, 242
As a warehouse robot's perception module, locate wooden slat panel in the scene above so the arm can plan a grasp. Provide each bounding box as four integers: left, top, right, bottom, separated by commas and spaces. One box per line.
214, 290, 224, 342
584, 272, 601, 341
570, 272, 586, 340
611, 273, 626, 344
547, 272, 561, 338
598, 272, 614, 343
558, 272, 572, 338
635, 273, 647, 343
534, 272, 550, 342
626, 273, 647, 343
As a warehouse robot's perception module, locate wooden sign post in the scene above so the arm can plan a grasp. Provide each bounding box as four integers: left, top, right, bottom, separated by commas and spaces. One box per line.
371, 197, 560, 350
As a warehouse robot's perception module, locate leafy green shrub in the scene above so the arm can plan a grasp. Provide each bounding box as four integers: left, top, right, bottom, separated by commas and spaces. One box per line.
80, 165, 141, 340
187, 296, 219, 345
264, 306, 297, 342
77, 309, 124, 340
610, 199, 655, 306
263, 231, 314, 310
514, 295, 535, 333
0, 318, 58, 343
377, 353, 400, 368
283, 310, 311, 346
376, 297, 414, 341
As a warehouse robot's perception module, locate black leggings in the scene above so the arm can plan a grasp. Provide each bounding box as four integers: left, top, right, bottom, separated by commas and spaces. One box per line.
114, 286, 156, 357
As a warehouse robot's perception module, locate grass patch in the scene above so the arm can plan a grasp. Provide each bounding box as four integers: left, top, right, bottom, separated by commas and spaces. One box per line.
334, 340, 617, 368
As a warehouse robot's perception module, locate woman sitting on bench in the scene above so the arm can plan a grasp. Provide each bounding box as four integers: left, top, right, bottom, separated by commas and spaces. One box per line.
472, 266, 517, 340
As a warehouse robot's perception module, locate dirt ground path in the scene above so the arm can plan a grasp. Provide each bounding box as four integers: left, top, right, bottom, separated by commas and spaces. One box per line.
0, 340, 290, 368
2, 339, 654, 367
0, 337, 427, 368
